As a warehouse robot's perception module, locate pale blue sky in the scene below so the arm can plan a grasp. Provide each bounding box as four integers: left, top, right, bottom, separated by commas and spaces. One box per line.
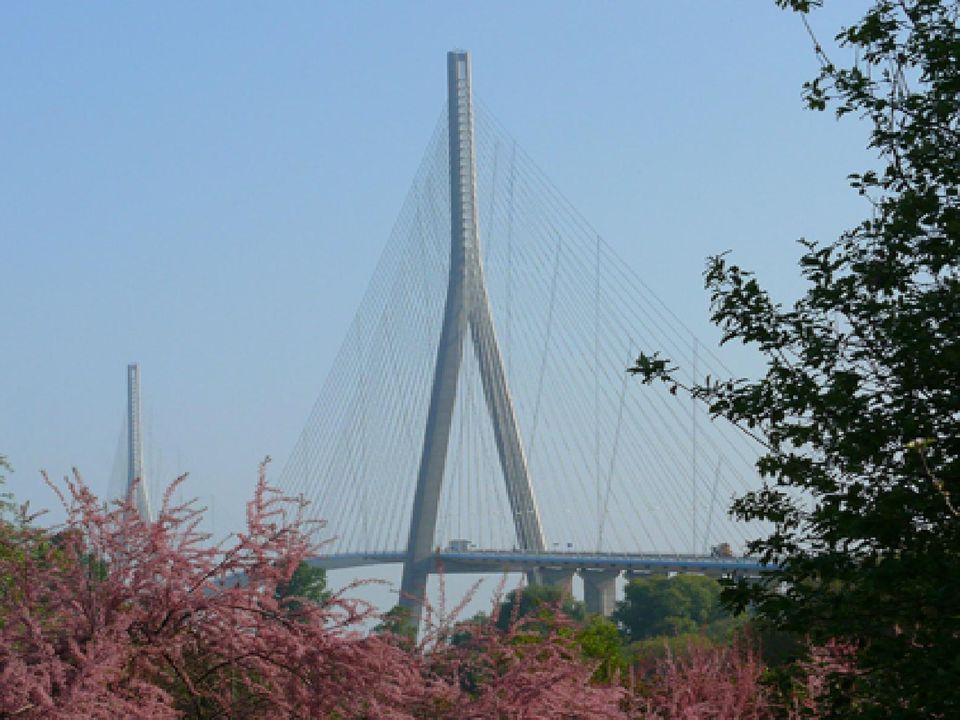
3, 2, 870, 566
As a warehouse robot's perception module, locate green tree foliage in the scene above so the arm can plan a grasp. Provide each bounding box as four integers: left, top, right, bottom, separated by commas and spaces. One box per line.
274, 560, 329, 613
574, 615, 628, 683
447, 610, 489, 647
0, 456, 25, 613
494, 583, 585, 632
633, 1, 960, 717
374, 604, 418, 646
0, 455, 14, 519
628, 631, 716, 669
613, 574, 730, 642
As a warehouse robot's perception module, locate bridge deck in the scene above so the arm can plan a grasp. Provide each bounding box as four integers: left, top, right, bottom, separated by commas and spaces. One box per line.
307, 549, 764, 575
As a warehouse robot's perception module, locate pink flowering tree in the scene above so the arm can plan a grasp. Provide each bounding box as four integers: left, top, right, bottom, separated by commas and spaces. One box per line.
421, 592, 630, 719
0, 459, 848, 718
0, 463, 635, 719
632, 641, 775, 720
0, 462, 448, 719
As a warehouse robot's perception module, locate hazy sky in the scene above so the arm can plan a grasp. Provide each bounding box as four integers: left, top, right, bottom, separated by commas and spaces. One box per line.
2, 3, 874, 603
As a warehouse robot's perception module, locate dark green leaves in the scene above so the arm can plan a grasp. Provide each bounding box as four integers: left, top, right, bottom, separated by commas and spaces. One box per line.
631, 2, 960, 717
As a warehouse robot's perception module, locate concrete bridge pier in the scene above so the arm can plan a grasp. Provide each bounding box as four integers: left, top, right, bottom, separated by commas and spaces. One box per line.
538, 567, 575, 594
581, 568, 620, 616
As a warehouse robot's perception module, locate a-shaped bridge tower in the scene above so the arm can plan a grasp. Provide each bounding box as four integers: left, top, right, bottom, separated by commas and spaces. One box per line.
279, 49, 769, 629
399, 51, 545, 623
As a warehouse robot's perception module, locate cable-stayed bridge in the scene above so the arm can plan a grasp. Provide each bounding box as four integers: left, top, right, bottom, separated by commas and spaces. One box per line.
105, 52, 764, 621
272, 51, 765, 623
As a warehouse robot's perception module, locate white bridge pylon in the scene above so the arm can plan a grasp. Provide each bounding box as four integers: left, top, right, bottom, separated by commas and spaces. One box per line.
107, 363, 154, 523
399, 51, 545, 621
126, 363, 153, 522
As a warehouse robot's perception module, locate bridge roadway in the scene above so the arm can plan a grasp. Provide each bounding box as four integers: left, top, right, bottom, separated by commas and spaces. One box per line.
307, 549, 765, 615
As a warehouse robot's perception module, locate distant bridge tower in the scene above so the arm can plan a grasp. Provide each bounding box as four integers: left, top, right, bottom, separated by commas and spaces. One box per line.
126, 362, 152, 521
399, 51, 546, 624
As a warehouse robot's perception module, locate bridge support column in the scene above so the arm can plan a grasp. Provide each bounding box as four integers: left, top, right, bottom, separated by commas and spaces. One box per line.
581, 569, 619, 616
537, 568, 575, 594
